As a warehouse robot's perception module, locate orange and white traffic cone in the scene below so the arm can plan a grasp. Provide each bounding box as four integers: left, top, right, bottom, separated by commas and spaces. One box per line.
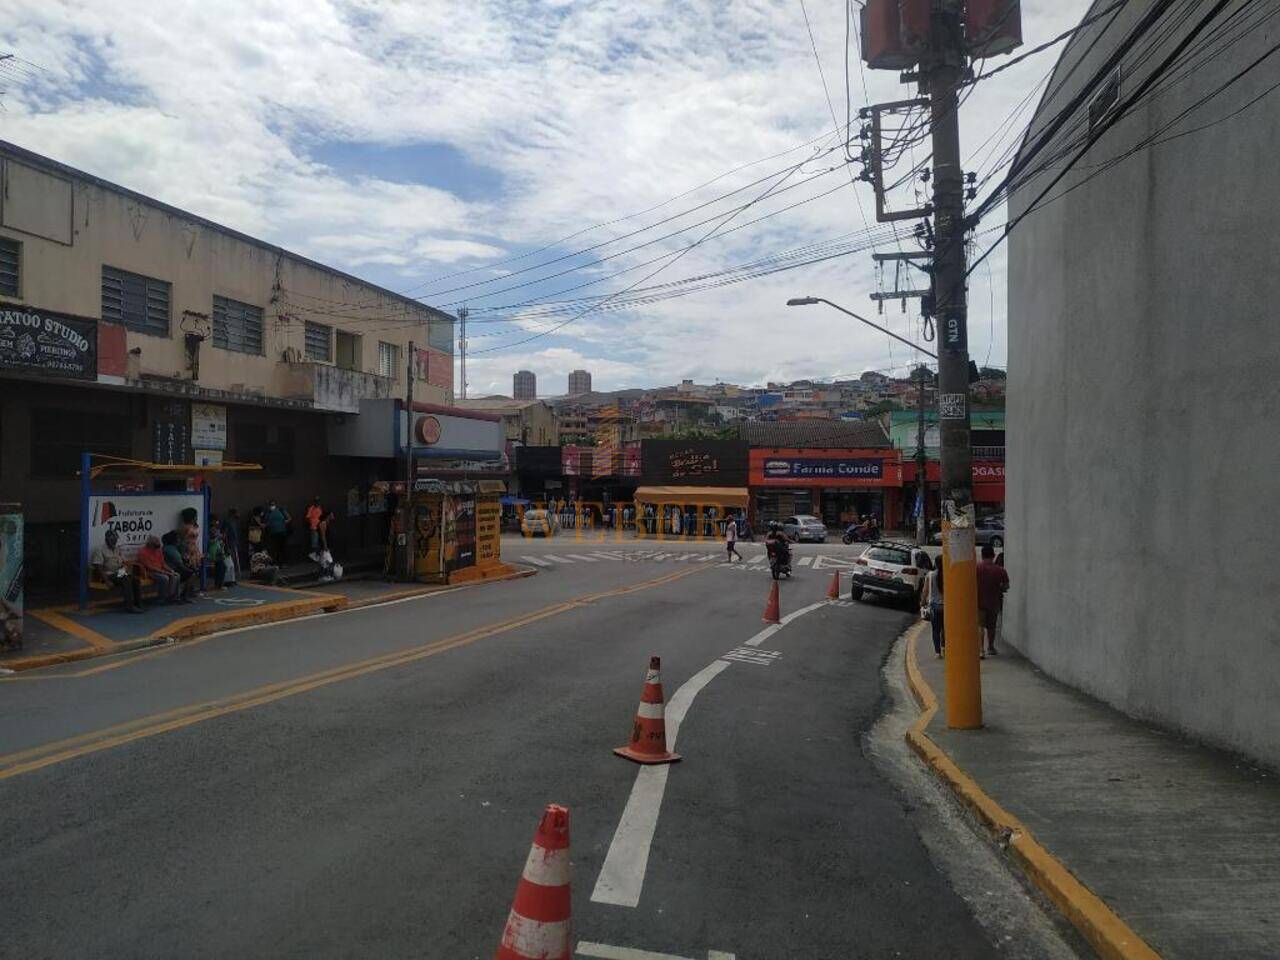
613, 656, 681, 764
762, 580, 781, 624
495, 804, 572, 960
827, 570, 841, 600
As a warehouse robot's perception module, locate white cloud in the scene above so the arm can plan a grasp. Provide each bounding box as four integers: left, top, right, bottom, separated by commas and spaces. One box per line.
1, 0, 1091, 390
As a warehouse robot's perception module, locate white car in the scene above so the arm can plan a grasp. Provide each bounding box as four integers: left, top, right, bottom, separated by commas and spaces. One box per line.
782, 515, 827, 543
849, 541, 934, 606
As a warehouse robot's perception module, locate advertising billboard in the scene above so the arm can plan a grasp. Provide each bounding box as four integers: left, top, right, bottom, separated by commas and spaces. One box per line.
641, 439, 749, 486
86, 493, 207, 562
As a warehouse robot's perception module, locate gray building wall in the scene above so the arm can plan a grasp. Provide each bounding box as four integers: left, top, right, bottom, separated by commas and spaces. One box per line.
1005, 1, 1280, 767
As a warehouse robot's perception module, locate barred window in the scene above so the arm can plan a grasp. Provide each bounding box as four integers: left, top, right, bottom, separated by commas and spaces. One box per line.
378, 341, 400, 380
212, 295, 264, 355
304, 321, 332, 362
0, 238, 19, 297
102, 265, 170, 336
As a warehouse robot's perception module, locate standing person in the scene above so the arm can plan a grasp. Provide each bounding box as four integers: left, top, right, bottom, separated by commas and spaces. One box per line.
920, 557, 945, 658
247, 506, 266, 561
136, 534, 179, 603
724, 514, 743, 563
305, 496, 324, 560
976, 543, 1010, 658
90, 529, 143, 612
222, 509, 241, 583
265, 499, 291, 563
207, 519, 229, 590
318, 510, 336, 555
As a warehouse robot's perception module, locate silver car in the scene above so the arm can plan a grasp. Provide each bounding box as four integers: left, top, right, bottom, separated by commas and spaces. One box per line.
782, 515, 827, 543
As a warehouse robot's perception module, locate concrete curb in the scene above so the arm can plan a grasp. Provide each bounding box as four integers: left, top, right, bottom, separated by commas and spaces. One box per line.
902, 622, 1162, 960
339, 565, 538, 610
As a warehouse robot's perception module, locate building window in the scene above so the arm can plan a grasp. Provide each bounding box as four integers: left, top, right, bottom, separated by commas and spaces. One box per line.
102, 265, 171, 337
212, 295, 264, 355
378, 341, 400, 380
30, 407, 132, 478
304, 321, 332, 362
234, 422, 295, 478
0, 238, 19, 297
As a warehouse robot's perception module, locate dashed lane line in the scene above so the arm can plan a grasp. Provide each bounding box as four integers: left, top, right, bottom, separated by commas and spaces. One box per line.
590, 600, 829, 908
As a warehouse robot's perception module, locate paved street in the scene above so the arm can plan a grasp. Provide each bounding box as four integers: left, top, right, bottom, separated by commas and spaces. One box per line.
3, 548, 1021, 959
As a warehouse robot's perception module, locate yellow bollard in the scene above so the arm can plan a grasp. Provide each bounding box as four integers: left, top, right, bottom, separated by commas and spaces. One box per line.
942, 516, 983, 729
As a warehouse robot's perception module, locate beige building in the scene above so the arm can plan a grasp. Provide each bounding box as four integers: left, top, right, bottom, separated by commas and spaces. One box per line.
454, 396, 558, 447
0, 139, 457, 596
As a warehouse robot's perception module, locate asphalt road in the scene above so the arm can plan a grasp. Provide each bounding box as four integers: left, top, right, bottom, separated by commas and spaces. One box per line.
1, 535, 1008, 959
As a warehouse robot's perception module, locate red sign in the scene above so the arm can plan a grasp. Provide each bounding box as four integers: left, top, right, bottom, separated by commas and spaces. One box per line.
748, 449, 895, 488
415, 415, 443, 445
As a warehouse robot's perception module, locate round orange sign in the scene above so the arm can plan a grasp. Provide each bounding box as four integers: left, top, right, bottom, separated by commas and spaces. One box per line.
415, 415, 443, 445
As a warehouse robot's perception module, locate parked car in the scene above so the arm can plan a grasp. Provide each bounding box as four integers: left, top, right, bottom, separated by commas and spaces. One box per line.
927, 514, 1004, 549
782, 515, 827, 543
520, 509, 556, 538
849, 541, 934, 607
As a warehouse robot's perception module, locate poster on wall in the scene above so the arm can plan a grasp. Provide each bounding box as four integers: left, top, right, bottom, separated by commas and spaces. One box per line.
0, 306, 97, 380
451, 496, 476, 570
191, 403, 228, 450
0, 510, 22, 648
86, 493, 206, 563
152, 399, 192, 465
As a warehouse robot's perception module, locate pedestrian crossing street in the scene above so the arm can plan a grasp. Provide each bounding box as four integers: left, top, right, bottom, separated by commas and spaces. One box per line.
517, 548, 865, 573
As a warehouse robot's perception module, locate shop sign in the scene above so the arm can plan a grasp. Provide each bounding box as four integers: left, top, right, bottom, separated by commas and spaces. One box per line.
152, 399, 192, 465
641, 439, 748, 486
193, 449, 223, 468
0, 306, 96, 380
762, 457, 883, 480
191, 403, 227, 450
974, 462, 1005, 481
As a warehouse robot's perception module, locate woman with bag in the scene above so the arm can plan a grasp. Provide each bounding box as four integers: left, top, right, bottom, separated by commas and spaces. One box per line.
920, 556, 945, 659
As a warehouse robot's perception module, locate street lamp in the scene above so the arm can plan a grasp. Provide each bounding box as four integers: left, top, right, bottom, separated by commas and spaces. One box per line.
786, 297, 937, 359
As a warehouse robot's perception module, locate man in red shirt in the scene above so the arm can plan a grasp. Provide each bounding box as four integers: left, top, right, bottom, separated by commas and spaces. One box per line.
976, 543, 1010, 657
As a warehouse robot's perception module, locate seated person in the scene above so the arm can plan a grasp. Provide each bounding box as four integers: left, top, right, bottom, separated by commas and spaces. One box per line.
161, 531, 197, 602
91, 529, 143, 613
250, 547, 280, 585
764, 523, 791, 564
136, 534, 179, 603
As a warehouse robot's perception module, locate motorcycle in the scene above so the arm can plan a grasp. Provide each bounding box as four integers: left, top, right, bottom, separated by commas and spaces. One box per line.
766, 539, 792, 580
842, 522, 880, 545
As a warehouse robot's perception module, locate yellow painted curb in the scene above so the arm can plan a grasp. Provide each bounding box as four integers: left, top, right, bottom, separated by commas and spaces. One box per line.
902, 622, 1162, 960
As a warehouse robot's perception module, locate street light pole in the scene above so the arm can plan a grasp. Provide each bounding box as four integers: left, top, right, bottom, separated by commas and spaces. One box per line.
785, 298, 937, 360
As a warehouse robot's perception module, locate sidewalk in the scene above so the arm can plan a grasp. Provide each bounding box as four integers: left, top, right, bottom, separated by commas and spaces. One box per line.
906, 626, 1279, 960
2, 567, 535, 672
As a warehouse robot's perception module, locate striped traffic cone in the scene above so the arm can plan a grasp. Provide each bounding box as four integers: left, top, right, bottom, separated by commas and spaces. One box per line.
613, 656, 681, 765
495, 804, 572, 960
762, 581, 781, 624
827, 570, 841, 600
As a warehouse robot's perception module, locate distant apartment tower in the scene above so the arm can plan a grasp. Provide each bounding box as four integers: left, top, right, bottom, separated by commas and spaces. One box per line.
568, 369, 592, 396
513, 369, 537, 400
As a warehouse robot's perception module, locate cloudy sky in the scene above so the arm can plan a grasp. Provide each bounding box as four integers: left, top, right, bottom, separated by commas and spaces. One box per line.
2, 0, 1090, 396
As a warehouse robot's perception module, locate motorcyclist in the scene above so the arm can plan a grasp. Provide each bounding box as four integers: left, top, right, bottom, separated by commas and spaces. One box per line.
765, 522, 791, 566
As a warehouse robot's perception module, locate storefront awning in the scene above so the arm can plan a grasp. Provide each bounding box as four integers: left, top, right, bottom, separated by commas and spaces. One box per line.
633, 485, 749, 507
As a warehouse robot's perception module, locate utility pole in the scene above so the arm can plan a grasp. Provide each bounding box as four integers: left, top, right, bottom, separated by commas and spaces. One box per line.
402, 340, 416, 582
458, 306, 469, 400
927, 0, 982, 729
915, 368, 928, 546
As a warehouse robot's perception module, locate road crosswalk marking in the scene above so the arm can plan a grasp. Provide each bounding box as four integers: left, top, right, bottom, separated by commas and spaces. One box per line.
565, 554, 600, 563
797, 556, 812, 567
521, 556, 551, 567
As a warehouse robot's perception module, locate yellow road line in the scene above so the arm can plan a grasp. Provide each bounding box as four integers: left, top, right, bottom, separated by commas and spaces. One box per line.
0, 564, 706, 781
902, 624, 1162, 960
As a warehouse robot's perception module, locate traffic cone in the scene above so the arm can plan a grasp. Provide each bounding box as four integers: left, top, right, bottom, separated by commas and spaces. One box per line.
827, 570, 841, 600
614, 656, 681, 764
762, 580, 781, 624
495, 804, 572, 960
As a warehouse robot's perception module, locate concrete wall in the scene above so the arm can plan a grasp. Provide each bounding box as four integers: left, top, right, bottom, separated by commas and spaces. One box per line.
1005, 0, 1280, 767
0, 143, 453, 406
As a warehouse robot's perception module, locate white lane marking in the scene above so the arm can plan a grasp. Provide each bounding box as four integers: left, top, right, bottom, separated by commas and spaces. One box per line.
576, 942, 736, 960
796, 555, 812, 567
592, 552, 625, 560
721, 647, 781, 665
591, 659, 728, 908
521, 556, 552, 567
565, 554, 600, 563
591, 601, 828, 908
577, 942, 735, 960
747, 554, 767, 566
545, 555, 574, 564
